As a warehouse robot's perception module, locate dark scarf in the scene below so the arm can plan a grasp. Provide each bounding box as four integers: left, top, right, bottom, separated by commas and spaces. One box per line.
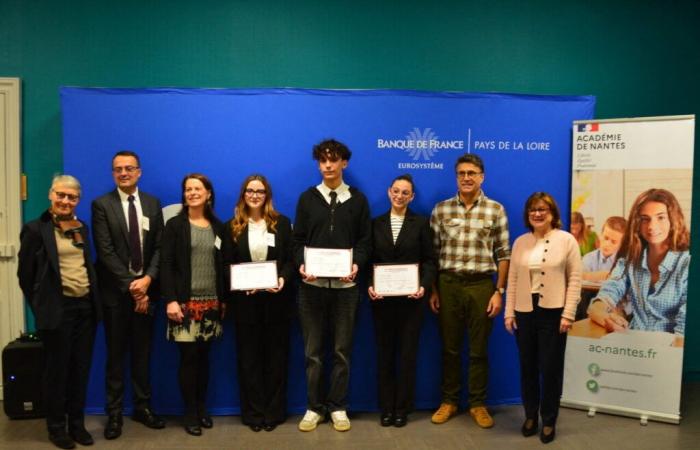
51, 211, 84, 248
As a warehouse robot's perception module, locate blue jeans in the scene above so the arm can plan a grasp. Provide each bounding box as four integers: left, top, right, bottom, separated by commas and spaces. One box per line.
298, 283, 359, 414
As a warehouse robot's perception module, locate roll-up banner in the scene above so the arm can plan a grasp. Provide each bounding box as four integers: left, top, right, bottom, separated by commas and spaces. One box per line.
563, 115, 695, 424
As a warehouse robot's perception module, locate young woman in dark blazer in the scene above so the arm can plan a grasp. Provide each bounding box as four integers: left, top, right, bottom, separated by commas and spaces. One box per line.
161, 174, 228, 436
226, 174, 293, 432
368, 174, 437, 427
17, 175, 102, 449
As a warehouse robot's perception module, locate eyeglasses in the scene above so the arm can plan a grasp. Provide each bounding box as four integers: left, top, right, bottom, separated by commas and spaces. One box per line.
528, 208, 550, 215
245, 189, 266, 197
390, 188, 413, 197
53, 191, 80, 202
456, 170, 483, 179
112, 166, 140, 174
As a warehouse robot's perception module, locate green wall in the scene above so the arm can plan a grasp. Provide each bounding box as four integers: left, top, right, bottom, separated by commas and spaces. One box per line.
2, 0, 698, 376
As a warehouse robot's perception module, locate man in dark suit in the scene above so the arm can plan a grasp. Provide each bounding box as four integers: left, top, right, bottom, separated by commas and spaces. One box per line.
92, 151, 165, 439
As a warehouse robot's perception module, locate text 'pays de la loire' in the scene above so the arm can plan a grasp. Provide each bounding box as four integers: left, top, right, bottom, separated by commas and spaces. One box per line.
473, 141, 550, 151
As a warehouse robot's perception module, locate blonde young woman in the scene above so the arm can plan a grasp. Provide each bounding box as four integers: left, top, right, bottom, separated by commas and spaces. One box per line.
226, 174, 293, 432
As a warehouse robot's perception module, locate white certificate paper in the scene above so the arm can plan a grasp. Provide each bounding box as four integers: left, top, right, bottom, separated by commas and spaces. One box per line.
304, 247, 353, 278
373, 264, 419, 296
230, 261, 279, 291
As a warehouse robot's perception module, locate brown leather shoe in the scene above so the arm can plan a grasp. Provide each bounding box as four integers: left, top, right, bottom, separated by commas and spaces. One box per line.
431, 403, 458, 424
469, 406, 494, 428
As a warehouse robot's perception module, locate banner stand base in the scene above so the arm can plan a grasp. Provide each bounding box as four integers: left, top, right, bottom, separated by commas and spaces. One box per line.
561, 399, 680, 425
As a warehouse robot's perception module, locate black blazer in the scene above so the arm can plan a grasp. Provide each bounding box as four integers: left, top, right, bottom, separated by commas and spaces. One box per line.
160, 214, 229, 304
91, 189, 163, 307
17, 210, 102, 330
371, 209, 437, 295
225, 215, 293, 323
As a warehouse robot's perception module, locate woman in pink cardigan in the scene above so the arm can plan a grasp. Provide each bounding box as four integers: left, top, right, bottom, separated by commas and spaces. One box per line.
504, 192, 581, 444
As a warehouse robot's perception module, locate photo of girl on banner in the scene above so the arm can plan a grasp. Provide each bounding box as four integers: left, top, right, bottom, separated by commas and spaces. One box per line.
586, 188, 689, 347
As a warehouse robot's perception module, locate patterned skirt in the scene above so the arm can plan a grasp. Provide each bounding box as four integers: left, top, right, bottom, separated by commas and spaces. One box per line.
167, 295, 223, 342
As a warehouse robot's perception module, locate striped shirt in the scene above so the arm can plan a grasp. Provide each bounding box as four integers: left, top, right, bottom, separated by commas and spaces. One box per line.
430, 190, 510, 274
390, 214, 405, 244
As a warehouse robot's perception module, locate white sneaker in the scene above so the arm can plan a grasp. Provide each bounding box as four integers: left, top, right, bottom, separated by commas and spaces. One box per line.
330, 410, 351, 431
298, 410, 322, 432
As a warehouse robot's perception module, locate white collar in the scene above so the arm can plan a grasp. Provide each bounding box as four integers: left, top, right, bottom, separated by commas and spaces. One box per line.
117, 187, 140, 202
316, 182, 351, 203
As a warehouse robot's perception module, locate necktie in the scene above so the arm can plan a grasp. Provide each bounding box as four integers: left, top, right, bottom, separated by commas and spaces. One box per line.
329, 191, 337, 233
128, 195, 143, 273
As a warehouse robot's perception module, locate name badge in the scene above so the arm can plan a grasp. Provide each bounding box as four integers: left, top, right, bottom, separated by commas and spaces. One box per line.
266, 232, 276, 247
214, 236, 222, 250
142, 217, 150, 231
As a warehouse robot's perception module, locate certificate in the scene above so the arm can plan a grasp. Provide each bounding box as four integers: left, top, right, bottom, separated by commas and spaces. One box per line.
373, 263, 419, 296
230, 261, 279, 291
304, 247, 353, 278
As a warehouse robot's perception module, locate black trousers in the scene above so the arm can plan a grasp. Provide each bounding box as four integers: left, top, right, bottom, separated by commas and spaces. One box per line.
103, 295, 154, 414
514, 294, 567, 427
39, 297, 96, 433
371, 297, 424, 415
235, 311, 290, 426
177, 342, 211, 425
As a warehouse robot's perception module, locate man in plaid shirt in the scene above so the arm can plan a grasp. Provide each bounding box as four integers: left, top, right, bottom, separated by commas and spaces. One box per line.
429, 153, 510, 429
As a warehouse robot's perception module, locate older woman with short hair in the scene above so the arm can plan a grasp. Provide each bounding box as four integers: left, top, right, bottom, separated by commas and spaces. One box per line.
504, 192, 581, 444
18, 175, 102, 449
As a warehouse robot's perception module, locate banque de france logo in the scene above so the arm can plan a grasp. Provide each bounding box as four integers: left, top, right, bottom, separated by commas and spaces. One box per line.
376, 128, 465, 169
405, 127, 440, 161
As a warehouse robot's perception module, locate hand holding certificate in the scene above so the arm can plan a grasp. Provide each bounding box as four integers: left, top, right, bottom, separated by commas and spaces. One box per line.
372, 264, 420, 297
230, 261, 279, 291
303, 247, 353, 278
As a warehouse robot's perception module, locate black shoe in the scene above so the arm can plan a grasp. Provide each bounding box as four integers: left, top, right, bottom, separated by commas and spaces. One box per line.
394, 414, 408, 428
69, 426, 94, 445
380, 413, 394, 427
103, 414, 122, 440
248, 424, 262, 432
199, 415, 213, 429
540, 425, 556, 444
521, 418, 538, 437
49, 431, 76, 449
263, 423, 277, 432
184, 424, 202, 436
132, 408, 166, 429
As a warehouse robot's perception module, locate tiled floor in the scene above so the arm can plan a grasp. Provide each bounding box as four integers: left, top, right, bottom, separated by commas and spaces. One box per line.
2, 382, 698, 449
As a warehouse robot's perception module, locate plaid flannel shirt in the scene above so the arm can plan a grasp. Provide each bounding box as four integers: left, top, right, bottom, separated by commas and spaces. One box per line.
430, 190, 510, 274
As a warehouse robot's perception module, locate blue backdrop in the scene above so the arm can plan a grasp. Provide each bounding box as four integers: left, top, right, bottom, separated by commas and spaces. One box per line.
60, 88, 595, 414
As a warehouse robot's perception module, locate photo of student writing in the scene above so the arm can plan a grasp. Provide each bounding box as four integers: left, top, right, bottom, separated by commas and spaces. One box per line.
574, 216, 626, 320
570, 211, 598, 256
587, 188, 689, 347
581, 216, 626, 282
